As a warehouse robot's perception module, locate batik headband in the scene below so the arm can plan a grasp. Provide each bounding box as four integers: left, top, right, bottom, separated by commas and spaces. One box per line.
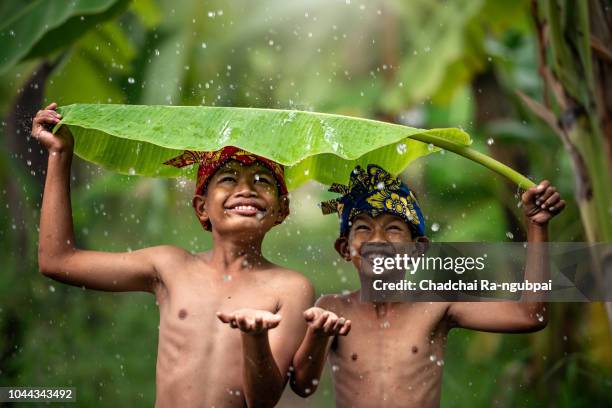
320, 164, 426, 237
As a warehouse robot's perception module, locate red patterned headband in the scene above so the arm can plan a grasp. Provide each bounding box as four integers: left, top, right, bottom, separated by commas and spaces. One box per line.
164, 146, 289, 230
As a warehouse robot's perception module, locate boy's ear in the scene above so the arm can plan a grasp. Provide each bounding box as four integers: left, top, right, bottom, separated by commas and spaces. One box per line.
275, 194, 290, 224
334, 236, 352, 261
192, 194, 210, 226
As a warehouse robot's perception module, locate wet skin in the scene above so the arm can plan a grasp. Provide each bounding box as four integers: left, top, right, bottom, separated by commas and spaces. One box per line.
293, 181, 564, 407
34, 103, 314, 408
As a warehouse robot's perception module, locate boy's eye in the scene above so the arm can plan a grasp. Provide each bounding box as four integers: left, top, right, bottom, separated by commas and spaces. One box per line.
254, 174, 271, 184
219, 175, 236, 183
355, 224, 370, 231
387, 225, 402, 231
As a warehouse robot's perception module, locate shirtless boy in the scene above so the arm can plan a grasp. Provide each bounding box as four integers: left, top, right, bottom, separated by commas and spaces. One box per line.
291, 164, 565, 407
33, 103, 314, 407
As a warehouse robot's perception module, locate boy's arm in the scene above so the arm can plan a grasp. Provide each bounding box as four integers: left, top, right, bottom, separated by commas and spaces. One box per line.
217, 275, 316, 407
290, 301, 351, 398
35, 103, 175, 293
447, 180, 565, 333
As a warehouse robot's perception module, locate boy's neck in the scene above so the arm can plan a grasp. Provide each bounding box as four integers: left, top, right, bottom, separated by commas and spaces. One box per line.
353, 290, 398, 318
208, 231, 268, 272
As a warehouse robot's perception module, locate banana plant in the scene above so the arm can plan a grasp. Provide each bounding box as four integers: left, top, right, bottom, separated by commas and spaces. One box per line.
53, 103, 535, 190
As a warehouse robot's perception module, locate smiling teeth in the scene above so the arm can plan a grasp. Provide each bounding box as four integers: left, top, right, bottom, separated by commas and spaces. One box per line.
234, 205, 258, 211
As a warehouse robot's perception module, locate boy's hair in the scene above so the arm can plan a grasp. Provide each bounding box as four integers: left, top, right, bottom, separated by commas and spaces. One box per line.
164, 146, 289, 231
320, 164, 425, 238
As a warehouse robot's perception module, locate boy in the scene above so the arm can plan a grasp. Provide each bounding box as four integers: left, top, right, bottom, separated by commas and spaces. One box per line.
33, 103, 314, 407
290, 164, 564, 407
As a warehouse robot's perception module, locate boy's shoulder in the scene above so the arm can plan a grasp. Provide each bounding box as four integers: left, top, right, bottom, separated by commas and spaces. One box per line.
266, 264, 314, 288
145, 244, 195, 267
264, 264, 315, 302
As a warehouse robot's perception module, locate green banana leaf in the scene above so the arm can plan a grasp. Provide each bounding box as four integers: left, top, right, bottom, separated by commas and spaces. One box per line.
53, 104, 534, 190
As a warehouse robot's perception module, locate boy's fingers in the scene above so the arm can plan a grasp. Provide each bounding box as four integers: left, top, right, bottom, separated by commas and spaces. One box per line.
331, 318, 345, 333
303, 309, 315, 322
254, 317, 263, 332
312, 312, 329, 329
543, 192, 560, 208
45, 102, 57, 110
536, 180, 550, 193
322, 316, 337, 332
338, 320, 351, 336
237, 317, 249, 332
216, 312, 233, 323
266, 318, 281, 329
522, 187, 538, 204
537, 187, 556, 207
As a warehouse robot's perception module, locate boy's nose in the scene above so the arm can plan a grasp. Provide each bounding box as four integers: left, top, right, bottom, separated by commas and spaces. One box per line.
234, 179, 257, 196
369, 228, 388, 243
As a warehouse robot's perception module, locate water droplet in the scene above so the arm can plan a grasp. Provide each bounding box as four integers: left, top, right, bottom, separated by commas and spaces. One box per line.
128, 168, 136, 176
201, 42, 207, 49
223, 274, 232, 281
154, 49, 160, 56
436, 360, 444, 366
429, 354, 437, 362
304, 169, 309, 175
49, 285, 55, 292
332, 364, 340, 372
376, 181, 385, 190
428, 143, 435, 151
128, 77, 135, 84
487, 138, 494, 146
431, 223, 440, 232
506, 231, 514, 239
396, 143, 407, 155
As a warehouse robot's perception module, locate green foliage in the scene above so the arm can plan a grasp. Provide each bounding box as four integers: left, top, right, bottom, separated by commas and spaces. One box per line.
0, 0, 129, 74
0, 1, 609, 407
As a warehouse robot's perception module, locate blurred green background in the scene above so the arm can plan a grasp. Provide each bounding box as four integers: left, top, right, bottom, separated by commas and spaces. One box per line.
1, 0, 611, 406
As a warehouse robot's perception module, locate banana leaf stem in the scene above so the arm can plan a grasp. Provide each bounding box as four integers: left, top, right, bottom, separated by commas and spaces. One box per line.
410, 133, 536, 189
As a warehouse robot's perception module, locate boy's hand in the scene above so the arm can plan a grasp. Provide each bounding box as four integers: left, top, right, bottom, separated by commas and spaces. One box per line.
31, 102, 74, 153
217, 309, 281, 335
303, 307, 351, 337
522, 180, 566, 225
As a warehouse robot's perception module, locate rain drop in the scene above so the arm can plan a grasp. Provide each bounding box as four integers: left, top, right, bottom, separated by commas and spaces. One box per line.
431, 223, 440, 232
396, 143, 407, 155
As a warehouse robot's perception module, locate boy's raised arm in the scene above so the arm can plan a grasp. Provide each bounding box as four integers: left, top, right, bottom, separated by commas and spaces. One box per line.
447, 180, 565, 333
290, 301, 351, 398
35, 102, 174, 293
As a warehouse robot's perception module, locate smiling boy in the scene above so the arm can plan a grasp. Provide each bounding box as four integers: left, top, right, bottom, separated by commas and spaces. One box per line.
33, 103, 314, 407
290, 164, 565, 407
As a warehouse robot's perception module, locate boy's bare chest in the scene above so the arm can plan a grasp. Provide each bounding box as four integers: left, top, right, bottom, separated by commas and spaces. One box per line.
157, 268, 281, 321
333, 303, 449, 367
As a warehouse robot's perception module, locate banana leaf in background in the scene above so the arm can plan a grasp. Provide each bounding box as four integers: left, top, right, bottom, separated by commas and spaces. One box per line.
53, 104, 535, 190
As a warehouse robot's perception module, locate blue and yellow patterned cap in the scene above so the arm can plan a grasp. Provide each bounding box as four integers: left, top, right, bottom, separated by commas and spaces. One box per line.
320, 164, 426, 237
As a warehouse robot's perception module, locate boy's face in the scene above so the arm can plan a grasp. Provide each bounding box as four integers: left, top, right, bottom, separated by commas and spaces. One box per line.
192, 160, 288, 236
335, 213, 427, 271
